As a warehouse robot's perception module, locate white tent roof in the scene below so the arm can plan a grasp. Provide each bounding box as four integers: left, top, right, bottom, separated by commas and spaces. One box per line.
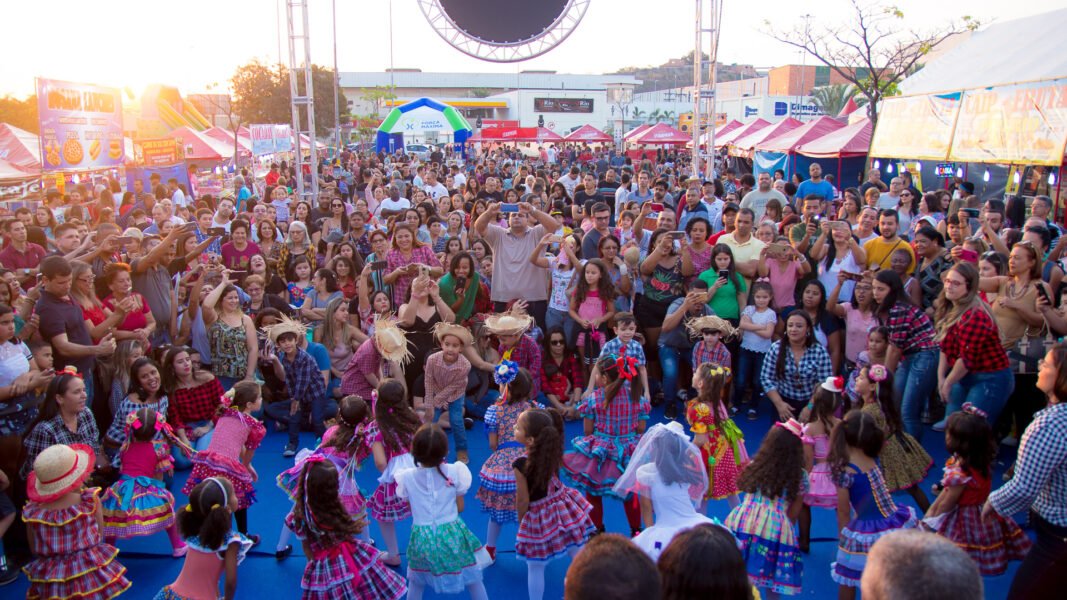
900, 9, 1067, 95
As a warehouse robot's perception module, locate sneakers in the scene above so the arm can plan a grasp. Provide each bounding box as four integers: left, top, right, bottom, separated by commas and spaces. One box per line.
456, 450, 470, 464
172, 544, 188, 558
283, 443, 297, 458
0, 568, 19, 587
747, 409, 758, 421
464, 417, 475, 430
664, 403, 677, 420
931, 419, 947, 432
276, 544, 293, 561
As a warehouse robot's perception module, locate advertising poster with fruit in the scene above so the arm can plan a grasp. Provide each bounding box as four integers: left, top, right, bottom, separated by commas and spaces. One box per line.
35, 77, 124, 171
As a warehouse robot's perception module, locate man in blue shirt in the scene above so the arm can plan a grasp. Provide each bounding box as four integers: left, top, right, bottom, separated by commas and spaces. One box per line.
795, 163, 836, 204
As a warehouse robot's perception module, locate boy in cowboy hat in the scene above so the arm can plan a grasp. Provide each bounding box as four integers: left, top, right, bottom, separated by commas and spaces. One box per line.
261, 317, 331, 457
340, 316, 413, 403
687, 315, 736, 372
422, 323, 474, 464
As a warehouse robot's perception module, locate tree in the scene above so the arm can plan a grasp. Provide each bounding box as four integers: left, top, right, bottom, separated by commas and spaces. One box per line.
648, 108, 664, 124
765, 0, 977, 126
0, 95, 39, 134
630, 107, 647, 122
360, 86, 397, 118
662, 110, 677, 125
469, 87, 493, 98
229, 59, 349, 138
810, 83, 868, 117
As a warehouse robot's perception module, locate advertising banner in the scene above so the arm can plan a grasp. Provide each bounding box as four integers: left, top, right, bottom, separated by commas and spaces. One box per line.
950, 79, 1067, 166
250, 124, 275, 155
273, 125, 292, 153
133, 138, 180, 166
36, 78, 124, 171
534, 98, 594, 113
870, 93, 961, 160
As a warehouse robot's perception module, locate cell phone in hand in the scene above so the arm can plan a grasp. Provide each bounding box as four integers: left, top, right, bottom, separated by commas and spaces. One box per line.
208, 227, 226, 236
1036, 283, 1051, 305
962, 208, 981, 218
718, 269, 729, 280
115, 236, 137, 244
372, 261, 387, 270
649, 202, 665, 212
501, 203, 519, 213
959, 248, 978, 263
668, 231, 686, 240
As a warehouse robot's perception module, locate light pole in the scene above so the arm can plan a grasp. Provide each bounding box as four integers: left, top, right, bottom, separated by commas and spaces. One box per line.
332, 0, 340, 159
797, 14, 812, 119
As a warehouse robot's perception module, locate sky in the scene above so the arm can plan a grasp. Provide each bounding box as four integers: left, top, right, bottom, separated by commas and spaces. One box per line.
1, 0, 1061, 99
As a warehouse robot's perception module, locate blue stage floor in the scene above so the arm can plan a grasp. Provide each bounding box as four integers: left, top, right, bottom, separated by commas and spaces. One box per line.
7, 404, 1023, 599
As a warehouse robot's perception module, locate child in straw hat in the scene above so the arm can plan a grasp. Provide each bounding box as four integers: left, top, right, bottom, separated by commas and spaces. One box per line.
687, 315, 736, 372
422, 323, 474, 464
22, 443, 131, 600
260, 316, 329, 459
340, 315, 412, 405
484, 307, 543, 400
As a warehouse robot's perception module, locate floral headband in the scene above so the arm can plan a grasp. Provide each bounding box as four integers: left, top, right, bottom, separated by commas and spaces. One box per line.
961, 402, 988, 420
219, 388, 236, 409
868, 364, 888, 383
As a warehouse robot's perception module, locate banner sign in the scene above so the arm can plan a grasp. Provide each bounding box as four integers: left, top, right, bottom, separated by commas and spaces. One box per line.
36, 77, 124, 171
133, 138, 180, 166
950, 79, 1067, 166
870, 93, 961, 160
534, 98, 594, 113
483, 120, 518, 128
250, 124, 294, 154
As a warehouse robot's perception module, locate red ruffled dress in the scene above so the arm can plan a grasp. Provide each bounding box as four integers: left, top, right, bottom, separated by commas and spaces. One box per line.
686, 400, 748, 500
929, 458, 1031, 575
182, 409, 265, 509
561, 383, 650, 499
514, 457, 596, 562
22, 488, 131, 600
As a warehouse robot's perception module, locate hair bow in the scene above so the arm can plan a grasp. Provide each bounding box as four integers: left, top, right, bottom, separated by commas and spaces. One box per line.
868, 364, 888, 383
755, 277, 771, 283
220, 388, 235, 408
125, 411, 141, 429
57, 366, 82, 379
961, 402, 988, 419
493, 359, 520, 385
615, 352, 640, 381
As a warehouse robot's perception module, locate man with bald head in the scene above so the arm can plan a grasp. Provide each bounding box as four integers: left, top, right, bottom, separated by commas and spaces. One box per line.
860, 529, 982, 600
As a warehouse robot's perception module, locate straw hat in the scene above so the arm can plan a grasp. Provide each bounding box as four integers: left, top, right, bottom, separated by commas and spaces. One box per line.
262, 315, 307, 344
27, 443, 95, 503
432, 322, 473, 347
484, 308, 534, 337
686, 315, 738, 341
373, 316, 413, 364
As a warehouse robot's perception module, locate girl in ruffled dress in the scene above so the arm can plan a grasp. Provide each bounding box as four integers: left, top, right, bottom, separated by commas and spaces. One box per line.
476, 368, 537, 562
23, 443, 131, 600
100, 407, 187, 556
396, 424, 491, 599
829, 410, 919, 600
562, 353, 649, 536
367, 379, 420, 567
799, 377, 843, 553
181, 381, 266, 544
857, 364, 932, 512
923, 403, 1030, 575
155, 477, 252, 600
287, 458, 407, 600
724, 419, 808, 598
515, 408, 596, 600
275, 396, 372, 560
686, 361, 747, 511
613, 421, 724, 562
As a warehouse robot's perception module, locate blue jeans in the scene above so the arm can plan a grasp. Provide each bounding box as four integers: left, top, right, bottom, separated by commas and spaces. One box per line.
658, 345, 693, 411
733, 348, 765, 409
264, 396, 338, 445
546, 307, 577, 347
434, 399, 467, 452
895, 348, 939, 441
171, 418, 215, 470
466, 390, 498, 419
946, 368, 1014, 426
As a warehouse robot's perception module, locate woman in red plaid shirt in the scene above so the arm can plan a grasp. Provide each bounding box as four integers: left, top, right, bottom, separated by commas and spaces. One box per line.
933, 264, 1014, 428
539, 327, 584, 419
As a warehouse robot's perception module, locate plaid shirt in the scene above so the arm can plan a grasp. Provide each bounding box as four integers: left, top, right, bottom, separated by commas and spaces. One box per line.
541, 352, 584, 399
170, 378, 225, 432
500, 335, 543, 398
340, 338, 382, 399
598, 337, 646, 366
884, 303, 938, 354
939, 307, 1009, 373
21, 409, 100, 479
385, 245, 441, 307
579, 382, 651, 436
990, 402, 1067, 527
23, 488, 104, 556
692, 340, 732, 371
281, 348, 327, 406
759, 340, 833, 401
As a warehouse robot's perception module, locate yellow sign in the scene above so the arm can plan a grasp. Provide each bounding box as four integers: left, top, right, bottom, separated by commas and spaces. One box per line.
950, 79, 1067, 166
870, 93, 961, 160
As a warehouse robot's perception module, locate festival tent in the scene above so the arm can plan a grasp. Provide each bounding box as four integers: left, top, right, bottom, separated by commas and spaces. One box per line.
0, 158, 38, 183
0, 123, 41, 170
629, 123, 691, 145
203, 127, 252, 155
714, 119, 769, 148
375, 97, 472, 153
838, 97, 861, 118
751, 116, 847, 179
788, 117, 873, 186
165, 126, 234, 162
727, 118, 803, 157
623, 124, 651, 140
564, 125, 612, 143
470, 127, 564, 143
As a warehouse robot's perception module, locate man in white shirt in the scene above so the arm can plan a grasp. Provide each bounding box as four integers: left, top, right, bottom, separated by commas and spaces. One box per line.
168, 178, 188, 209
211, 198, 235, 232
740, 172, 789, 222
378, 185, 411, 219
450, 165, 466, 190
877, 177, 904, 210
547, 146, 557, 164
423, 170, 449, 199
558, 166, 581, 197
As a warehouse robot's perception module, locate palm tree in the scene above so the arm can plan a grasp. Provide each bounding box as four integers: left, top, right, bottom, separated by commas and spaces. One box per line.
810, 83, 868, 117
662, 110, 676, 125
630, 107, 647, 122
648, 108, 663, 124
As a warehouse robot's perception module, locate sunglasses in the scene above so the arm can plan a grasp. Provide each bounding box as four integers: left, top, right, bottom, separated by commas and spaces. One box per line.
550, 339, 566, 346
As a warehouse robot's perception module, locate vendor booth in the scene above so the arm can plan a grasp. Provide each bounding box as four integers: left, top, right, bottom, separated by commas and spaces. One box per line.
564, 125, 612, 143
375, 97, 472, 154
752, 116, 847, 180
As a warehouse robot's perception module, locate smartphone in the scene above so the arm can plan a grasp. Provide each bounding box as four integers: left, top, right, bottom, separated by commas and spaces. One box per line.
418, 265, 430, 277
208, 227, 226, 236
182, 222, 198, 232
1036, 284, 1051, 305
501, 203, 519, 213
959, 248, 978, 263
718, 269, 729, 280
115, 236, 137, 244
768, 242, 791, 255
649, 202, 665, 212
962, 208, 980, 218
843, 272, 863, 281
831, 220, 851, 231
372, 260, 387, 270
668, 231, 686, 240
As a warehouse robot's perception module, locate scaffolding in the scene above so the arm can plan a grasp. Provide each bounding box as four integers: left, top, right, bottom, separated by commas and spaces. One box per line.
286, 0, 318, 201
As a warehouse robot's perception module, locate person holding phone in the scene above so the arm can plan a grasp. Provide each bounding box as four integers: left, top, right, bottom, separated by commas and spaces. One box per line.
382, 223, 442, 308
811, 218, 866, 304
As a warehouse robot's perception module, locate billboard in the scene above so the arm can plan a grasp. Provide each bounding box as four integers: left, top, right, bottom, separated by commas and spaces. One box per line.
950, 79, 1067, 166
133, 138, 180, 166
534, 97, 593, 113
250, 124, 294, 154
869, 93, 962, 160
36, 78, 124, 171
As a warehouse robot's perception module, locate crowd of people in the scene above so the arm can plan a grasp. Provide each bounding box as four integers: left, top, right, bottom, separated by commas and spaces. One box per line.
0, 144, 1064, 600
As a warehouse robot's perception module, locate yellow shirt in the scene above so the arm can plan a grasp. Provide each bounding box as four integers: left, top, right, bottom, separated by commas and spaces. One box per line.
719, 232, 767, 288
863, 236, 915, 272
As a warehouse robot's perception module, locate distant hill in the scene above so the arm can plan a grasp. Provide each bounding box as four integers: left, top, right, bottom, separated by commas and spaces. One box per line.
612, 52, 761, 93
